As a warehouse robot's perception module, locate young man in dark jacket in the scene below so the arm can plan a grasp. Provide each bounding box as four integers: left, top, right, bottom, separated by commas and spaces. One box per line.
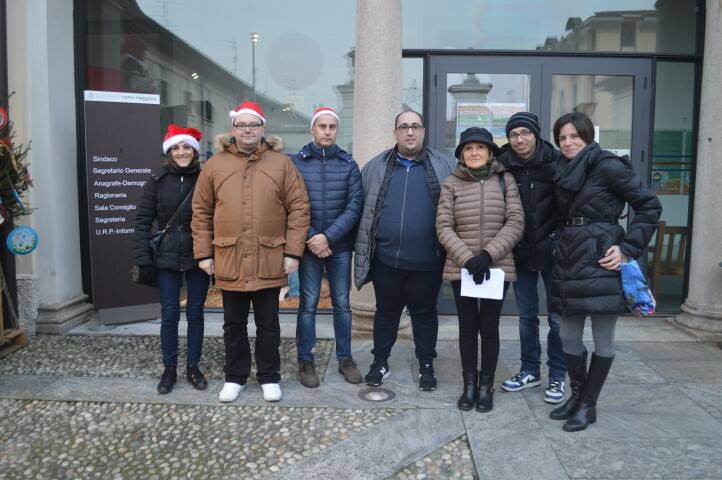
498, 112, 567, 404
354, 110, 455, 391
292, 107, 364, 388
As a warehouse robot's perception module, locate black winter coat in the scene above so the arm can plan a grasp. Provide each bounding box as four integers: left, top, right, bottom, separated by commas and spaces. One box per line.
499, 139, 562, 271
134, 164, 200, 271
550, 143, 661, 316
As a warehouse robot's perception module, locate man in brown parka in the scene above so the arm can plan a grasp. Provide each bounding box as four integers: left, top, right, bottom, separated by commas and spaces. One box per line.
192, 101, 310, 403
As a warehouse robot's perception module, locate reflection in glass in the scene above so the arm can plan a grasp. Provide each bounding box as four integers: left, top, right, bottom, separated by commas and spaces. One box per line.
403, 0, 697, 55
84, 0, 357, 156
648, 62, 695, 311
444, 73, 530, 156
550, 74, 633, 154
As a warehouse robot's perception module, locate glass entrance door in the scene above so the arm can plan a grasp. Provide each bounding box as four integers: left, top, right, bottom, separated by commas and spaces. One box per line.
429, 56, 653, 315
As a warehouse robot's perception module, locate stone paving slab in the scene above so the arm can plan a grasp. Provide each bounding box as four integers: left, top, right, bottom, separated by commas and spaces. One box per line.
644, 360, 722, 384
463, 394, 569, 480
391, 435, 477, 480
677, 383, 722, 423
0, 335, 333, 383
268, 408, 465, 480
523, 383, 722, 439
0, 398, 397, 480
548, 436, 722, 480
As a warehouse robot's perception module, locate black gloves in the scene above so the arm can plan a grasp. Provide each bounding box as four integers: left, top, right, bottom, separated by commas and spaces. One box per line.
464, 251, 493, 285
139, 265, 156, 285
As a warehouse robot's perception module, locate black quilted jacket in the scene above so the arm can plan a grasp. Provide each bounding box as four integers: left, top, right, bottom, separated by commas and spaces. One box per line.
549, 142, 661, 316
498, 139, 562, 272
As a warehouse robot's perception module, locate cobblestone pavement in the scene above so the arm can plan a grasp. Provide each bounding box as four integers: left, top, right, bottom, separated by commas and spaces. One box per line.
0, 336, 333, 383
391, 435, 477, 480
0, 399, 396, 480
1, 328, 722, 479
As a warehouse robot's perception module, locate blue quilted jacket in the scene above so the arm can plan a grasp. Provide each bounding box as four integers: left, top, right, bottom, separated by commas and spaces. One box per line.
292, 142, 363, 253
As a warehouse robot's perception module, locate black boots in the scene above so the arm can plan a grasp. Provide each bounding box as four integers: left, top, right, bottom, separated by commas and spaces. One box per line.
458, 371, 478, 411
476, 373, 494, 413
563, 354, 614, 432
157, 366, 177, 394
186, 365, 208, 390
550, 351, 588, 420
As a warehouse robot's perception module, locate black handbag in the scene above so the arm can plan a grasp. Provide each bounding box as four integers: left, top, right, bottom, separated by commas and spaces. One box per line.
149, 187, 194, 256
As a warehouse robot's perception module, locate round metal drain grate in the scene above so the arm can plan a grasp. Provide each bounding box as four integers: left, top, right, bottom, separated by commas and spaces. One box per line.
357, 387, 396, 402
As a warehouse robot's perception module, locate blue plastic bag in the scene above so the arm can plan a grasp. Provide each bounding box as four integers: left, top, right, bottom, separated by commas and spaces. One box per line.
620, 259, 656, 316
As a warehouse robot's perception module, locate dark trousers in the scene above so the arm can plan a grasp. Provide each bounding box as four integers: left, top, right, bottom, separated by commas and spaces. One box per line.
222, 288, 281, 385
370, 259, 442, 364
157, 268, 210, 367
451, 280, 510, 376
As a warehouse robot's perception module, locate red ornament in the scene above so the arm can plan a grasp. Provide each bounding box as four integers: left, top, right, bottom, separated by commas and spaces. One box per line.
0, 107, 7, 130
0, 137, 11, 149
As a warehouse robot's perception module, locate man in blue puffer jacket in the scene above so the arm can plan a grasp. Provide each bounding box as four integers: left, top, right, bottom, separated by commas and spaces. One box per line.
292, 107, 364, 388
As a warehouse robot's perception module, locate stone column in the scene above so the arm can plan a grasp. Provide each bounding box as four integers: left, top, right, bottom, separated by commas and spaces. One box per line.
675, 0, 722, 340
8, 0, 94, 334
350, 0, 402, 333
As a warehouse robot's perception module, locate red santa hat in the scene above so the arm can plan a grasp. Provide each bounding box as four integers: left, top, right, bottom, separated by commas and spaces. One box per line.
311, 106, 339, 127
229, 100, 266, 125
162, 124, 202, 154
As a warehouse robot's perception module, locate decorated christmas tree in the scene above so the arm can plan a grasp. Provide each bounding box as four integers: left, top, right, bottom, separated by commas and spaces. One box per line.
0, 105, 32, 224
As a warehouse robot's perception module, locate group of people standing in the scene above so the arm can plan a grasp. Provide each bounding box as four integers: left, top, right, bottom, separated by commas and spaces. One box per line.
134, 100, 661, 432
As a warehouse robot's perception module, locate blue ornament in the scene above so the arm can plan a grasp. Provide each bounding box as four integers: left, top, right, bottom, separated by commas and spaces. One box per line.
6, 225, 39, 255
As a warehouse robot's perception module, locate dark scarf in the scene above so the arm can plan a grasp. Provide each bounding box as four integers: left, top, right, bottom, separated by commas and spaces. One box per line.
467, 164, 491, 181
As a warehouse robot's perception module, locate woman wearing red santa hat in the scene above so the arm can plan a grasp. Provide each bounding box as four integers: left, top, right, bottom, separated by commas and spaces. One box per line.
134, 124, 211, 395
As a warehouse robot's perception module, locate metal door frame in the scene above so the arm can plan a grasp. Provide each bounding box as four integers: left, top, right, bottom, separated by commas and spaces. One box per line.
429, 54, 654, 315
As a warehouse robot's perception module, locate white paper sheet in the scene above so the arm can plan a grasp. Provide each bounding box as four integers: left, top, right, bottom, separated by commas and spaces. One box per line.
460, 268, 505, 300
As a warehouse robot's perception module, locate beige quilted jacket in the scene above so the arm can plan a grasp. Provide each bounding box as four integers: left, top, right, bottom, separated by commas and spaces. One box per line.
436, 160, 525, 282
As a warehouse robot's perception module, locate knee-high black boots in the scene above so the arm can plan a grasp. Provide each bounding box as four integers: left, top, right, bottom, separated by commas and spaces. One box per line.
563, 354, 614, 432
550, 350, 588, 420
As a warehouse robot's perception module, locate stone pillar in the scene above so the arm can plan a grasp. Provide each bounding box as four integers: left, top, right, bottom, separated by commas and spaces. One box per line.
350, 0, 402, 333
675, 0, 722, 340
8, 0, 94, 334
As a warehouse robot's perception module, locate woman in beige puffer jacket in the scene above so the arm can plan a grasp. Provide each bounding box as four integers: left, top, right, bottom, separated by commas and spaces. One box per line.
436, 127, 524, 414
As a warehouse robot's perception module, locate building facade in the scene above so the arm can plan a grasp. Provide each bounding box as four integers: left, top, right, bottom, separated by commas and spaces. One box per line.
5, 0, 720, 338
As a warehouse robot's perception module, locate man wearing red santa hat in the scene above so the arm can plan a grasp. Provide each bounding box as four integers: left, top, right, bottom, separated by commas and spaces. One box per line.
192, 101, 310, 403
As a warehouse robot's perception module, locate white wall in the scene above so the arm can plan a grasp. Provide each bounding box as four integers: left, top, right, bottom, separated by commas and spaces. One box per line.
7, 0, 87, 316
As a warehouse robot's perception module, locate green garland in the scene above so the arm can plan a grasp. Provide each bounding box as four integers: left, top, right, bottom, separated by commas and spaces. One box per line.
0, 119, 32, 222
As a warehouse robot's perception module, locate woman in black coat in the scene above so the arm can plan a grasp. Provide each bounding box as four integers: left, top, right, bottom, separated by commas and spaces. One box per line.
134, 125, 210, 395
548, 112, 661, 431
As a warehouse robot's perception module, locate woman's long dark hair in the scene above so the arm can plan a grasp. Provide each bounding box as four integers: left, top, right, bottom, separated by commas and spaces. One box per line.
553, 111, 595, 147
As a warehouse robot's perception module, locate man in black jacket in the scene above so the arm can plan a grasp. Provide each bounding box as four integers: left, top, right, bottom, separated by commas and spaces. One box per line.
498, 112, 567, 404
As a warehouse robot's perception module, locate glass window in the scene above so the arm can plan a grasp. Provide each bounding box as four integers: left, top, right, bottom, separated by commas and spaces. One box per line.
403, 0, 698, 55
402, 57, 424, 114
84, 0, 357, 156
649, 61, 695, 312
444, 73, 531, 156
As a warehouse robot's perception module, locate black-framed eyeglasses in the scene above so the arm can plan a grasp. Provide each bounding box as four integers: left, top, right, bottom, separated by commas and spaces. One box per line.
396, 123, 424, 133
233, 123, 263, 131
509, 129, 533, 141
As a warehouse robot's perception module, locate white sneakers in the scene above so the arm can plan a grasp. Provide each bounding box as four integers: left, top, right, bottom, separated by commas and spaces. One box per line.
217, 382, 282, 403
261, 383, 282, 402
218, 382, 245, 402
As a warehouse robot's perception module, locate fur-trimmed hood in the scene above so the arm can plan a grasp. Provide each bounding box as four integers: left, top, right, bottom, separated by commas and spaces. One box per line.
213, 133, 285, 153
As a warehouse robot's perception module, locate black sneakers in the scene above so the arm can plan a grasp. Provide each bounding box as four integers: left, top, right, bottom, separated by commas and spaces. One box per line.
419, 363, 437, 392
365, 361, 390, 386
186, 365, 208, 390
157, 366, 177, 394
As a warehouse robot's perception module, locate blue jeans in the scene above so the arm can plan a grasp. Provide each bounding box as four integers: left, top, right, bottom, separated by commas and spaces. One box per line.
296, 250, 353, 362
287, 271, 300, 298
157, 268, 210, 368
513, 269, 566, 380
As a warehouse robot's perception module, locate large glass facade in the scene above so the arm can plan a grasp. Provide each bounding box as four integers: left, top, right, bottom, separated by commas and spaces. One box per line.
649, 61, 696, 312
84, 0, 356, 156
403, 0, 699, 54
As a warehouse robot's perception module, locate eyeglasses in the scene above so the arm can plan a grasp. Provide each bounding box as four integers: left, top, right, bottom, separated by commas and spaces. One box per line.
509, 129, 533, 141
233, 123, 263, 131
396, 123, 424, 133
